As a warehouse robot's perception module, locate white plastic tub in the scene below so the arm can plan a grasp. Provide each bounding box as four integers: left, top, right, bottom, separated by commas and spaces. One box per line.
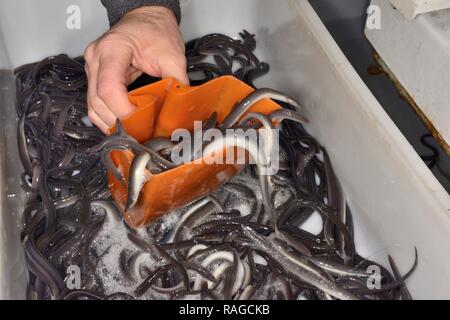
0, 0, 449, 299
388, 0, 450, 19
366, 0, 450, 153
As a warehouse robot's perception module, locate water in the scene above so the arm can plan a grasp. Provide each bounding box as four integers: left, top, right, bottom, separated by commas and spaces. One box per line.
90, 166, 316, 299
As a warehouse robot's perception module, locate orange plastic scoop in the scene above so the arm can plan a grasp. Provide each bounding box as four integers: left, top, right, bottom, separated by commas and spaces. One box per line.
107, 75, 281, 228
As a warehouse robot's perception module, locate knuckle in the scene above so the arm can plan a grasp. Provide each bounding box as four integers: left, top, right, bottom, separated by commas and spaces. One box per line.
85, 33, 120, 58
84, 63, 90, 75
174, 55, 187, 68
87, 109, 97, 121
94, 39, 110, 52
163, 52, 187, 68
84, 42, 96, 61
96, 32, 121, 49
96, 83, 114, 101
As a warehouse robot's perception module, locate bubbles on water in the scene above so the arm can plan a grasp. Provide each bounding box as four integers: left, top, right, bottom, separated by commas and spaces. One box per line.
90, 166, 301, 299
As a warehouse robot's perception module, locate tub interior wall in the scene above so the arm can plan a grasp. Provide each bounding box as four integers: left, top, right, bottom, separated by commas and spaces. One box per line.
0, 32, 10, 70
0, 0, 449, 299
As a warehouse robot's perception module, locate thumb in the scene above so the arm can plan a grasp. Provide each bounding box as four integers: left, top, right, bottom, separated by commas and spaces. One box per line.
148, 53, 189, 85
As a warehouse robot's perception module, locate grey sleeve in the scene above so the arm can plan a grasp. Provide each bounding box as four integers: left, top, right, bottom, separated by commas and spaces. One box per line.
101, 0, 181, 26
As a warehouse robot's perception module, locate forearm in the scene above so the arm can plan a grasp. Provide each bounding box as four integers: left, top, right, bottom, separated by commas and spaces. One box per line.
101, 0, 181, 26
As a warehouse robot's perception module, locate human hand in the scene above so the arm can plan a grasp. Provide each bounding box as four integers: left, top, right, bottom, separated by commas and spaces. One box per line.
84, 6, 188, 132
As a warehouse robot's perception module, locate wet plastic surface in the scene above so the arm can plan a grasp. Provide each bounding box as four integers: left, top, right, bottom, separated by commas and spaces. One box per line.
310, 0, 450, 191
0, 71, 27, 299
108, 76, 280, 227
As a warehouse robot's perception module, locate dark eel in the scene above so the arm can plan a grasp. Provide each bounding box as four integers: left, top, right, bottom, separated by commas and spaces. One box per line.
14, 31, 417, 301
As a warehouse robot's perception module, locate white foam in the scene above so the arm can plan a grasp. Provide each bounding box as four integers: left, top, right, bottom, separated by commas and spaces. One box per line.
299, 210, 323, 236
90, 166, 326, 298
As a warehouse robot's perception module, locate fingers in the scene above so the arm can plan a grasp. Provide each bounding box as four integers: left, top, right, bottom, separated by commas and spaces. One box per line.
96, 47, 136, 118
85, 59, 116, 130
139, 51, 189, 85
85, 42, 138, 133
159, 54, 189, 85
85, 44, 116, 132
84, 6, 190, 134
87, 107, 109, 133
